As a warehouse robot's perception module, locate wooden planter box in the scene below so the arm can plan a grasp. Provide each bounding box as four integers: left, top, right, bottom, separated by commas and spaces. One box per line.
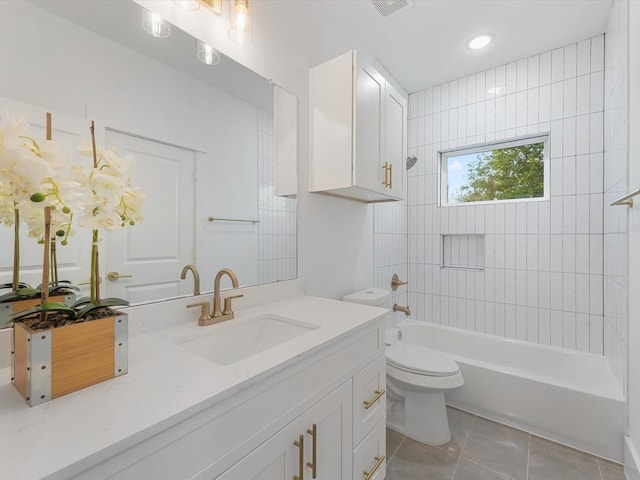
0, 293, 76, 329
12, 312, 128, 407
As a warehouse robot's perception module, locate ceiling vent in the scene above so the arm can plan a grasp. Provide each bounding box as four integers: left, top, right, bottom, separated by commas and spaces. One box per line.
371, 0, 414, 18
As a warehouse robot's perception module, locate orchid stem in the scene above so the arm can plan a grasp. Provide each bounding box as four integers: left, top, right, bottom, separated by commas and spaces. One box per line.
89, 120, 101, 304
41, 207, 51, 321
12, 208, 19, 291
90, 230, 100, 304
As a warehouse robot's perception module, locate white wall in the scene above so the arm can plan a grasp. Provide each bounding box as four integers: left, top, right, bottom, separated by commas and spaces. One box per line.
626, 0, 640, 475
401, 37, 606, 354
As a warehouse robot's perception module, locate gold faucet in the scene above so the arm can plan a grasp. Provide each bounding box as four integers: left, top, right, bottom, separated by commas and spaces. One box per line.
180, 264, 200, 296
186, 268, 243, 326
212, 268, 244, 321
393, 304, 411, 316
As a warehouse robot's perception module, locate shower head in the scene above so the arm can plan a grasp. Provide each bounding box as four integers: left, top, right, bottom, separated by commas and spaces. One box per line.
406, 155, 418, 170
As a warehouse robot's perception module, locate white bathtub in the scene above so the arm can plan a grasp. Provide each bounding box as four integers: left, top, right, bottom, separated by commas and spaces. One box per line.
395, 320, 626, 462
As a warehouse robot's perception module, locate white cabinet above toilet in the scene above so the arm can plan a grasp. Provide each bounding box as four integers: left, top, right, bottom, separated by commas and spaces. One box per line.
310, 50, 407, 203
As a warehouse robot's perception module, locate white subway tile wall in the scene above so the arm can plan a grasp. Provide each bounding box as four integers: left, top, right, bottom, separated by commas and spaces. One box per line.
374, 62, 409, 329
257, 110, 297, 284
402, 35, 606, 356
604, 0, 628, 394
442, 234, 485, 269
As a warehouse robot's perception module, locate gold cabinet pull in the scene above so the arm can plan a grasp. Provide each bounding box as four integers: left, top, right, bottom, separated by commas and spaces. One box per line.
363, 389, 385, 410
381, 163, 388, 187
306, 424, 317, 478
294, 434, 304, 480
389, 163, 393, 189
363, 455, 385, 480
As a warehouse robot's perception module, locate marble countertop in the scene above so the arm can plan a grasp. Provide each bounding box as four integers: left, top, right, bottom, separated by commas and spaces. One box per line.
0, 294, 388, 480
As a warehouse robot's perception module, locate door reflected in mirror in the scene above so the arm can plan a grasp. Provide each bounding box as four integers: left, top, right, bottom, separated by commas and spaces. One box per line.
0, 0, 297, 316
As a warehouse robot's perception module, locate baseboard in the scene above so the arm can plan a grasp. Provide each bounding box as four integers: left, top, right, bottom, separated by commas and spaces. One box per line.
626, 436, 640, 480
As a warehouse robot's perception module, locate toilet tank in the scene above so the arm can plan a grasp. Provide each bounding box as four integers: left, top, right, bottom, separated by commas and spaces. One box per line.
342, 288, 391, 308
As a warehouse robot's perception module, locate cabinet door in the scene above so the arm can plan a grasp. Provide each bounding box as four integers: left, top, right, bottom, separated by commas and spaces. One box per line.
353, 53, 386, 194
384, 82, 407, 200
353, 356, 387, 446
215, 418, 302, 480
300, 381, 353, 480
353, 419, 386, 480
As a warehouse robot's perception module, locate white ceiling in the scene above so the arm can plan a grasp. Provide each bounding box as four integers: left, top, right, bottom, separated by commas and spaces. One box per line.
252, 0, 613, 93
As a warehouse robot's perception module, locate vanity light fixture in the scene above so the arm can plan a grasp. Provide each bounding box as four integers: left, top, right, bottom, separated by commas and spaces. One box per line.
197, 40, 221, 65
141, 9, 171, 38
200, 0, 223, 15
228, 0, 252, 45
174, 0, 200, 11
467, 33, 494, 50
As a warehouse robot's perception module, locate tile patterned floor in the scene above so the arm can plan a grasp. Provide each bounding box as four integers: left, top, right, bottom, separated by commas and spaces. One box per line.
385, 407, 626, 480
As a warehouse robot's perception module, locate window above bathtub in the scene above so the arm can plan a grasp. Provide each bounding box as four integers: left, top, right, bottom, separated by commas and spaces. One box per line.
439, 135, 549, 206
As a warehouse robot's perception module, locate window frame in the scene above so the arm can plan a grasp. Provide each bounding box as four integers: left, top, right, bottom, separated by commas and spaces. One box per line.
439, 134, 550, 207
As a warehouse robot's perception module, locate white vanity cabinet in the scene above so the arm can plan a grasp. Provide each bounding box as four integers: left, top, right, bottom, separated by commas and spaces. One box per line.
218, 381, 353, 480
63, 315, 386, 480
310, 50, 406, 203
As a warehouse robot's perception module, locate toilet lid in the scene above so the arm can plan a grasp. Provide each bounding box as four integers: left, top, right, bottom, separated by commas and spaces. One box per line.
386, 342, 459, 377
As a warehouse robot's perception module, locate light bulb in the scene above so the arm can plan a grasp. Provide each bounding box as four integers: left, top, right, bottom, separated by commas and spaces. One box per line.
197, 40, 221, 65
229, 0, 252, 45
467, 34, 494, 50
141, 10, 171, 38
174, 0, 200, 11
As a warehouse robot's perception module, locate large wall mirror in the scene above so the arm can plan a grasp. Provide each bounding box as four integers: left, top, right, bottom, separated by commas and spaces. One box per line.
0, 0, 297, 320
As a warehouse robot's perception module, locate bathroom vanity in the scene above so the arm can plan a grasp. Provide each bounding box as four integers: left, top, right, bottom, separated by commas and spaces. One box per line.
0, 290, 387, 480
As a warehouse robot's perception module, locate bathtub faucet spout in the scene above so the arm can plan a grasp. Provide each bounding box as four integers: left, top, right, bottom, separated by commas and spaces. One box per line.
393, 304, 411, 316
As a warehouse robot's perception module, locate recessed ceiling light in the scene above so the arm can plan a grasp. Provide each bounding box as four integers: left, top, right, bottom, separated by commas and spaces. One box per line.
467, 34, 494, 50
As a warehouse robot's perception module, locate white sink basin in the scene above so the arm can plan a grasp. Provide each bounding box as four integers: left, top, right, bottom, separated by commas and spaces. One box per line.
177, 314, 319, 365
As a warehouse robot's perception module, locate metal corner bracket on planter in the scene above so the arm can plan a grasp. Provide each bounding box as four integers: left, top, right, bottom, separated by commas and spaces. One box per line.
11, 311, 128, 407
0, 293, 77, 330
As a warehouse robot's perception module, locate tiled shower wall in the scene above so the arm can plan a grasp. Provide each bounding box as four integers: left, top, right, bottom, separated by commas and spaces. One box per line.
374, 63, 409, 329
404, 36, 606, 354
257, 110, 297, 284
603, 0, 629, 394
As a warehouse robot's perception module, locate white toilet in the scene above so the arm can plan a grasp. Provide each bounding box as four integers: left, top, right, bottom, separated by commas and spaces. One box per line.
343, 288, 464, 446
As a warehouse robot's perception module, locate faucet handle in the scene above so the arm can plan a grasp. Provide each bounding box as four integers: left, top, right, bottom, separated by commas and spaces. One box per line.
187, 301, 212, 325
222, 294, 244, 316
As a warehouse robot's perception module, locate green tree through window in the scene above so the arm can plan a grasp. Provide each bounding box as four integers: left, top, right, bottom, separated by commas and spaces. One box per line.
453, 142, 545, 203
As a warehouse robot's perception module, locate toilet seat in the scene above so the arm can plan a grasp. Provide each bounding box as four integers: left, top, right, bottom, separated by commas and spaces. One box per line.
386, 342, 459, 377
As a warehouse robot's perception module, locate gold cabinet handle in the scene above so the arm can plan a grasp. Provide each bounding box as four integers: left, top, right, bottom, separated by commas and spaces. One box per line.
363, 389, 385, 410
107, 271, 133, 281
389, 163, 393, 189
381, 162, 391, 188
363, 455, 385, 480
306, 424, 317, 478
294, 434, 304, 480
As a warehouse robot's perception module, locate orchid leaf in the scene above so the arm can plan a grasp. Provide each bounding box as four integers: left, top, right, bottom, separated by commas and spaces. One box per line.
49, 284, 80, 294
16, 287, 41, 296
0, 282, 30, 290
75, 297, 129, 319
12, 302, 76, 321
0, 291, 22, 303
71, 297, 92, 308
37, 282, 80, 293
0, 287, 41, 303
